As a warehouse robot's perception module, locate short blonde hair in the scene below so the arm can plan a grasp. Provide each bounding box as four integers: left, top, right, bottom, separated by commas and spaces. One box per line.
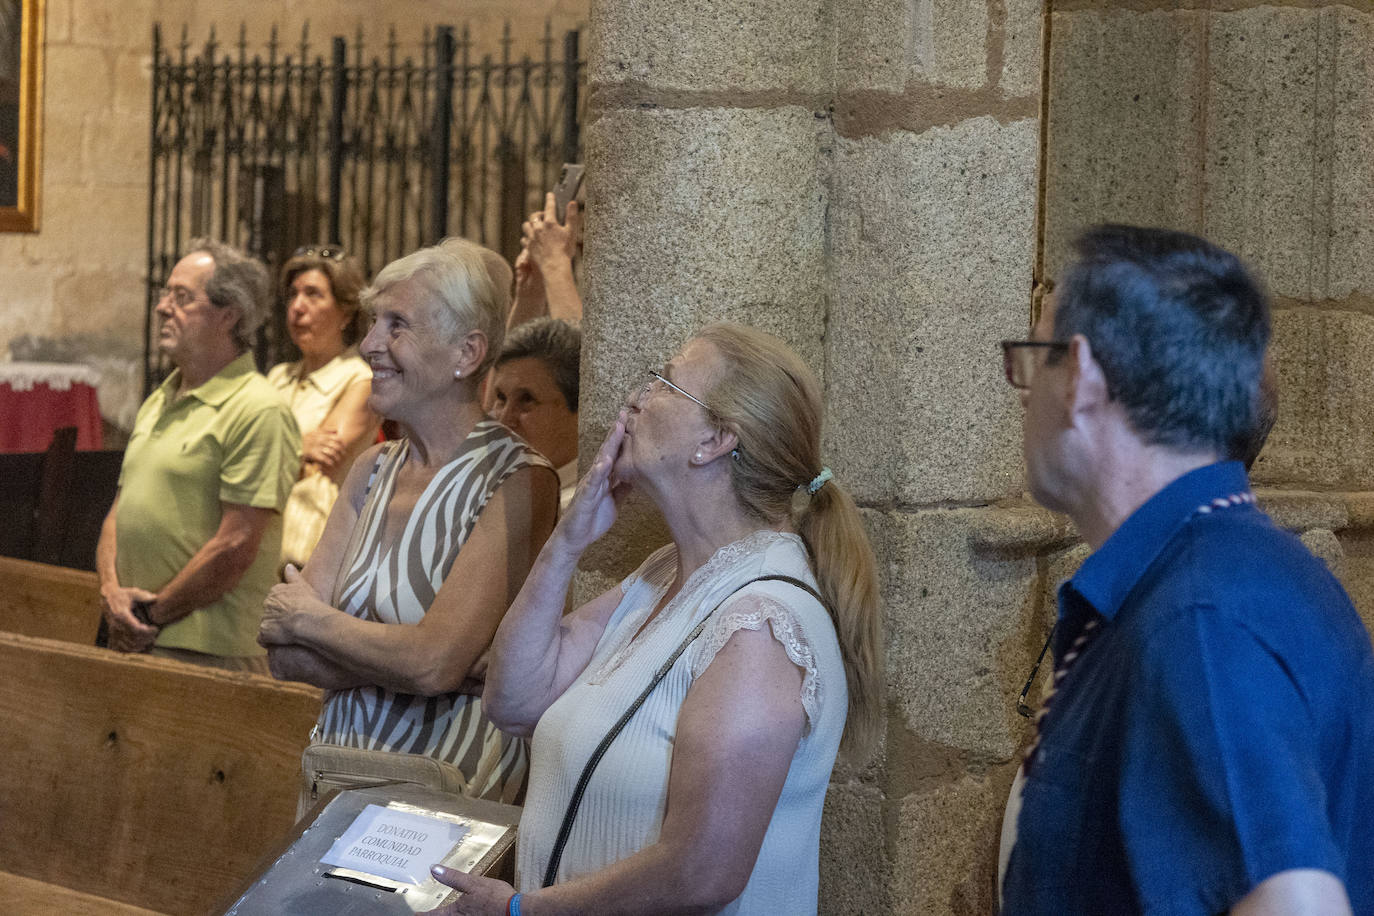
363, 239, 505, 374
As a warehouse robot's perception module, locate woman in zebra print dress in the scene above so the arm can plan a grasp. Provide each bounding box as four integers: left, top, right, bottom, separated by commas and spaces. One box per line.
258, 239, 559, 803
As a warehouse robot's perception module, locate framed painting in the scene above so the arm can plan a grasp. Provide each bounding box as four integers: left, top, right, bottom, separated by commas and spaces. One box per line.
0, 0, 42, 232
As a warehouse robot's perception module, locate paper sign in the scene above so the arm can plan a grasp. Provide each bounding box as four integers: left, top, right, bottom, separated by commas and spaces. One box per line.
321, 804, 468, 886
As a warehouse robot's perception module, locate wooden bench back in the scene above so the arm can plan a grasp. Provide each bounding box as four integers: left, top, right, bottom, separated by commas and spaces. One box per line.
0, 632, 321, 915
0, 556, 103, 644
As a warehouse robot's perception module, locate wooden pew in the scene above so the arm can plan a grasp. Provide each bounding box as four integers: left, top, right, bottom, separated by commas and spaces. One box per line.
0, 555, 103, 645
0, 632, 322, 915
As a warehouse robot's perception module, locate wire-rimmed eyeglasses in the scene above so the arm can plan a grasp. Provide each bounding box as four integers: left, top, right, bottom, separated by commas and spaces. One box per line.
1001, 340, 1069, 389
155, 285, 206, 308
637, 369, 715, 414
292, 245, 347, 261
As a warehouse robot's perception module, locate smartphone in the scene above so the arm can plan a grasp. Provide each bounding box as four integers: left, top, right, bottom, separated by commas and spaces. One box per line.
552, 163, 585, 222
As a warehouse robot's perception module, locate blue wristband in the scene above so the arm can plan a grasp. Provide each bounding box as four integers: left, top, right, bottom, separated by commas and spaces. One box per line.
509, 892, 522, 916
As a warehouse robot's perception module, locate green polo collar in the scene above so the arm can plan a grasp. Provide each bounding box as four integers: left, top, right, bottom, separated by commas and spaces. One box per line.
160, 352, 258, 408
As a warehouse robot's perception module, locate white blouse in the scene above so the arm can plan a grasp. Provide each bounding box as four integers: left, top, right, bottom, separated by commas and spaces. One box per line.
516, 530, 848, 914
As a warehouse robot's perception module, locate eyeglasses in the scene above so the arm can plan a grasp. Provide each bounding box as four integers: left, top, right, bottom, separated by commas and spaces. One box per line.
1001, 340, 1069, 389
156, 285, 206, 308
636, 369, 715, 414
292, 245, 347, 261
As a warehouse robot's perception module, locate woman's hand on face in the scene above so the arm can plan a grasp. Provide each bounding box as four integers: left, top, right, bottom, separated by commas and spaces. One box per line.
422, 866, 514, 915
554, 409, 630, 554
258, 564, 325, 647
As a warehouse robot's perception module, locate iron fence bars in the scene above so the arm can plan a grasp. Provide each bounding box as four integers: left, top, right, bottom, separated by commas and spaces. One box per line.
145, 20, 585, 394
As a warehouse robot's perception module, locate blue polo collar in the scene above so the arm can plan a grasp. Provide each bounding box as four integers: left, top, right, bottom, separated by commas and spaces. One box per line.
1060, 460, 1253, 624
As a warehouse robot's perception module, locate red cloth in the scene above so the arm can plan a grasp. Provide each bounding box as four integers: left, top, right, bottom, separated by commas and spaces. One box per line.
0, 380, 103, 452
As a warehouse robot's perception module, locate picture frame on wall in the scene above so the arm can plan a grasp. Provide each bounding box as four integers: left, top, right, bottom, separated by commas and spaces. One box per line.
0, 0, 42, 232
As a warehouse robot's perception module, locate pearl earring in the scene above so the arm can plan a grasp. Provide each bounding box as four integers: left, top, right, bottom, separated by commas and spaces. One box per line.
695, 451, 703, 462
454, 369, 463, 380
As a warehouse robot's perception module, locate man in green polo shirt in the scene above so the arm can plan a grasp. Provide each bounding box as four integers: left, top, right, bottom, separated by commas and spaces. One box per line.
96, 239, 300, 672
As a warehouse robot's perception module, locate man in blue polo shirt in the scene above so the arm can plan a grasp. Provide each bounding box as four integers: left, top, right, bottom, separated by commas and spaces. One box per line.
1000, 225, 1374, 914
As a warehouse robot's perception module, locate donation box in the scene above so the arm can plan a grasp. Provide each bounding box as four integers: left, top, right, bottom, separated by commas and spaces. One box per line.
222, 784, 520, 914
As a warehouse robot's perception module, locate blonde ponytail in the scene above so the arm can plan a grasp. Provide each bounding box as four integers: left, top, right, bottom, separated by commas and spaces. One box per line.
798, 481, 882, 761
695, 323, 883, 763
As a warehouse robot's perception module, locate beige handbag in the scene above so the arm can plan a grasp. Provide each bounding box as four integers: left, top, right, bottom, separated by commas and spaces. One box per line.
298, 743, 470, 820
280, 467, 338, 569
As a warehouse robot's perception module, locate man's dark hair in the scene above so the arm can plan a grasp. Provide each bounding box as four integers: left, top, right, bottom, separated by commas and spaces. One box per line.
1053, 225, 1270, 457
496, 318, 581, 411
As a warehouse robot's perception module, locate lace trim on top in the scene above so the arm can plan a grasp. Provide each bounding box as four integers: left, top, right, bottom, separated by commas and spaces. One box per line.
588, 530, 804, 686
690, 592, 822, 735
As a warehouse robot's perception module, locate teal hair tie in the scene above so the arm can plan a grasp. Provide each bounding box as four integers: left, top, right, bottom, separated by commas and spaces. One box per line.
807, 467, 833, 494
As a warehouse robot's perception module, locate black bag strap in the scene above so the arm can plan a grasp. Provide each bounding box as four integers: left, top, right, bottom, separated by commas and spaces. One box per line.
542, 573, 825, 887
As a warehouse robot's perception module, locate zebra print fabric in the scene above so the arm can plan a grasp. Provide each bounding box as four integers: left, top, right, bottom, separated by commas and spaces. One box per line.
314, 420, 552, 803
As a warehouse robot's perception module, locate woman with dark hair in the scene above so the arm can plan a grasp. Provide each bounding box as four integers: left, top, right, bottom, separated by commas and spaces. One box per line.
267, 246, 380, 567
433, 322, 883, 915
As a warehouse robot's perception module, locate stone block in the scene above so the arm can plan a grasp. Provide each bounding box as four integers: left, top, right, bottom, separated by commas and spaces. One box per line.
1323, 9, 1374, 303
44, 46, 116, 116
890, 767, 1013, 916
82, 107, 151, 188
1254, 489, 1348, 534
1300, 528, 1345, 582
911, 0, 989, 91
34, 186, 146, 271
580, 105, 827, 433
827, 117, 1038, 506
71, 0, 155, 49
0, 267, 58, 357
112, 52, 154, 115
1335, 528, 1374, 636
45, 0, 74, 44
1261, 308, 1374, 490
41, 107, 86, 188
999, 0, 1043, 100
586, 0, 830, 93
834, 0, 908, 93
819, 782, 890, 916
867, 506, 1040, 760
966, 502, 1074, 556
1205, 6, 1374, 303
52, 268, 147, 341
1042, 8, 1206, 279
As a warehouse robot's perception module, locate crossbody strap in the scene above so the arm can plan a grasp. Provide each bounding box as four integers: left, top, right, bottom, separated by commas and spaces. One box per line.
541, 573, 825, 887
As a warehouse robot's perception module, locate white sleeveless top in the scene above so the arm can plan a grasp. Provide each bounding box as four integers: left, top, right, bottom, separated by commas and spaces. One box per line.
516, 530, 848, 914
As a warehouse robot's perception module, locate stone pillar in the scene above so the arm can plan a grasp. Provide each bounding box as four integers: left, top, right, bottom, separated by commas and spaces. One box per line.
575, 0, 833, 590
822, 0, 1047, 909
580, 0, 1047, 913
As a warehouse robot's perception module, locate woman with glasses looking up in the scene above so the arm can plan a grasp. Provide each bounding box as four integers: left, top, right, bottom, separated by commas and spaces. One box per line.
432, 323, 884, 916
267, 246, 380, 567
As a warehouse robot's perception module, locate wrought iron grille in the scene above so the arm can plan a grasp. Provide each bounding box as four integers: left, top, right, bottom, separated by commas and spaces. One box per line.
144, 21, 584, 393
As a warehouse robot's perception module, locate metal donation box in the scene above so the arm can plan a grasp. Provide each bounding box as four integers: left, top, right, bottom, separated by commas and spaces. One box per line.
223, 784, 520, 915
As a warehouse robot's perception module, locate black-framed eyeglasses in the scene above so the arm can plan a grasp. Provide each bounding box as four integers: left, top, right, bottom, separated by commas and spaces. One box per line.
292, 245, 347, 261
1001, 340, 1069, 389
637, 369, 715, 414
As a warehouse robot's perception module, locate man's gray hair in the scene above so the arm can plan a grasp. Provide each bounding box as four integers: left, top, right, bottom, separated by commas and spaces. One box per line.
186, 238, 271, 351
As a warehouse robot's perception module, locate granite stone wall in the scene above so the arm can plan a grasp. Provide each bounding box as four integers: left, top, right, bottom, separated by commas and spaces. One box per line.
1044, 0, 1374, 636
